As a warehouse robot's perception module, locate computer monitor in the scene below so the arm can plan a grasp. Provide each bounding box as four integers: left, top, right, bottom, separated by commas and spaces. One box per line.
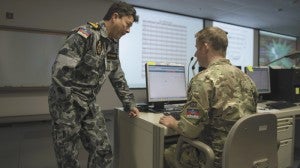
244, 66, 271, 94
145, 63, 187, 111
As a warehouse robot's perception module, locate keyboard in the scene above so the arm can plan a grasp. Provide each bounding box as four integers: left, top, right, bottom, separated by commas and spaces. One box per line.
163, 111, 181, 120
266, 101, 296, 109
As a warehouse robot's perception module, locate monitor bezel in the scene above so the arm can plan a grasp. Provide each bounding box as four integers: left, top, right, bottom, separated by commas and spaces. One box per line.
244, 66, 271, 94
145, 63, 187, 110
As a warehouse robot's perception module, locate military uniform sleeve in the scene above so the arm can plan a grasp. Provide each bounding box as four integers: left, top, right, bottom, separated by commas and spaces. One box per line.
108, 59, 136, 112
51, 28, 92, 92
177, 76, 213, 139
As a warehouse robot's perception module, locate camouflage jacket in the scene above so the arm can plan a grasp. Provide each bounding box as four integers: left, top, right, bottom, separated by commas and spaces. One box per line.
178, 58, 258, 167
49, 21, 135, 111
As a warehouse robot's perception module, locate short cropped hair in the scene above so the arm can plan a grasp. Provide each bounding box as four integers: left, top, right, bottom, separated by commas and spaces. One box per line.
195, 27, 228, 56
103, 2, 138, 22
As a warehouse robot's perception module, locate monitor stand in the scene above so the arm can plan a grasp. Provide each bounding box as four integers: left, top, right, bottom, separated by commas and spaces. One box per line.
152, 102, 165, 112
258, 94, 269, 103
258, 95, 264, 103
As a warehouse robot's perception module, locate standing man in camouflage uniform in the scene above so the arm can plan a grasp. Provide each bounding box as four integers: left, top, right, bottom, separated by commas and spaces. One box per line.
48, 2, 140, 168
159, 27, 258, 168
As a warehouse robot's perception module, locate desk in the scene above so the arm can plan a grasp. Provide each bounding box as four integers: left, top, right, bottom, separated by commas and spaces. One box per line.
114, 103, 300, 168
114, 110, 176, 168
257, 102, 300, 168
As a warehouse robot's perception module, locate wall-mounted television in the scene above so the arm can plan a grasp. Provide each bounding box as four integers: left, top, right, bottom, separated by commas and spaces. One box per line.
259, 30, 297, 66
212, 21, 254, 71
119, 7, 203, 88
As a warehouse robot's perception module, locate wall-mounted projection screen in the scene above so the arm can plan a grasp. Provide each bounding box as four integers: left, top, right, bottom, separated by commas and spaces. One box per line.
212, 21, 255, 71
0, 29, 66, 87
259, 30, 297, 66
119, 7, 203, 88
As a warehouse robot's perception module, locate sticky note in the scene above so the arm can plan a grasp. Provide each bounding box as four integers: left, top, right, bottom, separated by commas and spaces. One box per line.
147, 61, 156, 65
246, 66, 253, 72
296, 87, 300, 95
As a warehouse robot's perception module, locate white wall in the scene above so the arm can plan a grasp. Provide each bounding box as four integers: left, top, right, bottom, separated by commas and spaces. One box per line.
0, 0, 111, 31
0, 0, 147, 120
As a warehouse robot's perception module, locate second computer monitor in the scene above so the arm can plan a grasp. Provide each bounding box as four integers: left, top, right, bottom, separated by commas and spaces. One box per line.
244, 66, 271, 94
145, 63, 187, 110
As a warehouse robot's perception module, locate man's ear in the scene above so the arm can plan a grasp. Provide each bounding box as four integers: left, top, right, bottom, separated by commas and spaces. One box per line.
204, 43, 209, 48
113, 12, 119, 18
111, 12, 119, 22
204, 43, 209, 52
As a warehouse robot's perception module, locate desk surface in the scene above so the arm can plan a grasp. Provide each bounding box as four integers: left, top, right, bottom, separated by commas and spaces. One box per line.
257, 101, 300, 117
135, 101, 300, 135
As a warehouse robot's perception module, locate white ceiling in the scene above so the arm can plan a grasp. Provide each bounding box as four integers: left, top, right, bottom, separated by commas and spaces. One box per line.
122, 0, 300, 38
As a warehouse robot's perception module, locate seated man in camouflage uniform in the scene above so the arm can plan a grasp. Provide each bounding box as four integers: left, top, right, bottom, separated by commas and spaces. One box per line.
159, 27, 258, 168
48, 2, 140, 168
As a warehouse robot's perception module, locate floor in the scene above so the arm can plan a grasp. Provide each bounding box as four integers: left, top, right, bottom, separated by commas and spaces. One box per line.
0, 110, 116, 168
296, 151, 300, 168
0, 120, 299, 168
0, 120, 89, 168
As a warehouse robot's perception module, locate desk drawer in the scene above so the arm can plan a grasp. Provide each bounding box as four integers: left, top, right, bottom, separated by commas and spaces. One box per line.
277, 117, 294, 141
278, 139, 293, 168
277, 124, 293, 140
277, 117, 293, 127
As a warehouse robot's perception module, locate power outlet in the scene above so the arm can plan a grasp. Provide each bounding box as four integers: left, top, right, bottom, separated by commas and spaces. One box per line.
6, 12, 14, 19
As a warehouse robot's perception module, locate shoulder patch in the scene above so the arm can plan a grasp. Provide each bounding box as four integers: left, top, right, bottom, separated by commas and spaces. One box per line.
77, 28, 91, 39
88, 22, 100, 30
186, 108, 201, 119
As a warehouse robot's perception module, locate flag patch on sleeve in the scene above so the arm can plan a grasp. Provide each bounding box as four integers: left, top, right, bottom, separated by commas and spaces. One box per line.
77, 28, 91, 38
186, 109, 200, 119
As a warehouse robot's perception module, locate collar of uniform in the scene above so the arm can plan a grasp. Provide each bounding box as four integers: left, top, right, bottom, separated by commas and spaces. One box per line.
99, 20, 118, 44
207, 58, 231, 68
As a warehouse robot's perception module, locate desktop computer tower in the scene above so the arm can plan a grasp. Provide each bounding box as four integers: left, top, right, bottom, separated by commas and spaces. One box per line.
264, 69, 300, 102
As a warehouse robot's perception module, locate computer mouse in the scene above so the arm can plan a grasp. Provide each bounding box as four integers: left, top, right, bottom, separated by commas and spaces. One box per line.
163, 112, 171, 116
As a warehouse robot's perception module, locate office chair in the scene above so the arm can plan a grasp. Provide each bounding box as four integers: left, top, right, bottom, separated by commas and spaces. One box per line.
175, 112, 278, 168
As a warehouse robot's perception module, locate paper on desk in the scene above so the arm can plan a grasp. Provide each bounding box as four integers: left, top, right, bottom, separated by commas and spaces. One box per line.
257, 107, 280, 113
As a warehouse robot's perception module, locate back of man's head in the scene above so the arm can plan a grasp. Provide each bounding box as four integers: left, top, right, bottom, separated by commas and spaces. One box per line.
195, 27, 228, 56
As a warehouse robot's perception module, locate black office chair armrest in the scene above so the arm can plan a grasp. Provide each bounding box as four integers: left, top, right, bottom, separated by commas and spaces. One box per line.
175, 136, 215, 168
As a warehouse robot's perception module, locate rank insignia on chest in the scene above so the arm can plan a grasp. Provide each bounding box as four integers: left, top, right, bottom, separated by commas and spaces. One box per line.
186, 109, 200, 119
107, 53, 118, 60
96, 40, 102, 55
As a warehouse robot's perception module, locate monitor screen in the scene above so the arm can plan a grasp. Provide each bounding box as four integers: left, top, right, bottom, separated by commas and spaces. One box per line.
145, 63, 187, 110
244, 66, 271, 94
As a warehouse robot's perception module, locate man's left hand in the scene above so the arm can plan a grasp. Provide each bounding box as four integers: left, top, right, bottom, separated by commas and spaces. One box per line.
128, 107, 140, 118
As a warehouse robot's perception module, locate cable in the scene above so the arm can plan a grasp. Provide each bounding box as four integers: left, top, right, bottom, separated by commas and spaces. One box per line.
191, 59, 198, 76
187, 57, 194, 84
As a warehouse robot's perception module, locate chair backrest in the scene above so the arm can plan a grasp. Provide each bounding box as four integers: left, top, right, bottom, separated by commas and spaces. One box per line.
222, 112, 278, 168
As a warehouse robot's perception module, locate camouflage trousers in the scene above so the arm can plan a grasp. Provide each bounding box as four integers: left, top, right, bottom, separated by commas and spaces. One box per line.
164, 144, 205, 168
49, 96, 112, 168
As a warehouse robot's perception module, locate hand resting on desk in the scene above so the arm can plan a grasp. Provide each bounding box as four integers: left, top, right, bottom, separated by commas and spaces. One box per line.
128, 107, 140, 118
159, 114, 179, 130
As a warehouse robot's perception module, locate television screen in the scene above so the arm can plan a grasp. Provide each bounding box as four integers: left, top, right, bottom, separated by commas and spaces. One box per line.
212, 21, 254, 71
259, 30, 297, 66
119, 7, 203, 88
